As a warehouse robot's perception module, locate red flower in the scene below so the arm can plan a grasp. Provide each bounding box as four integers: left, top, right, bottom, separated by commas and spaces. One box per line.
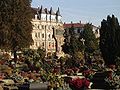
69, 78, 90, 89
83, 78, 90, 88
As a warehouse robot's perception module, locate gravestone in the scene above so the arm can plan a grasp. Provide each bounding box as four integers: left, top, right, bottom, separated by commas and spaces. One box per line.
91, 72, 110, 89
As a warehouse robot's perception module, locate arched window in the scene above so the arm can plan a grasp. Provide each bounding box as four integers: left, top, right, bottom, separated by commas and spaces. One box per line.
35, 33, 37, 38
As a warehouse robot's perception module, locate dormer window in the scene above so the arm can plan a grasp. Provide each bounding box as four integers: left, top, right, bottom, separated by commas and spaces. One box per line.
35, 14, 38, 20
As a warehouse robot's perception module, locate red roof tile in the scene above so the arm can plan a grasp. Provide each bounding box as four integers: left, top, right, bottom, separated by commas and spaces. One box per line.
64, 23, 85, 28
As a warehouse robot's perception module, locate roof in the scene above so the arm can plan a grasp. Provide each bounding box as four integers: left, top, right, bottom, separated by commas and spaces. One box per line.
64, 23, 85, 28
56, 7, 61, 16
49, 7, 56, 15
31, 7, 37, 14
31, 7, 57, 15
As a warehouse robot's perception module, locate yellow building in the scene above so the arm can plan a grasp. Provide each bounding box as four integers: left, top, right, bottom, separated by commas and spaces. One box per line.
30, 6, 64, 58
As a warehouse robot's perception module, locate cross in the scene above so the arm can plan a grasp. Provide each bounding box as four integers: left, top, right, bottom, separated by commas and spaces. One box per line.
80, 38, 85, 45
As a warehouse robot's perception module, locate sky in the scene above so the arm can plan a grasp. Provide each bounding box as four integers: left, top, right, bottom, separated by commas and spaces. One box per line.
31, 0, 120, 26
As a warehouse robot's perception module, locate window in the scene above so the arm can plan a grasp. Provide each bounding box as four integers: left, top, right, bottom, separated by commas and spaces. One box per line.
48, 34, 51, 38
38, 25, 40, 29
33, 24, 38, 29
42, 25, 44, 29
35, 14, 38, 20
49, 42, 51, 47
95, 29, 98, 34
48, 25, 51, 29
35, 33, 37, 38
42, 42, 44, 47
52, 42, 54, 47
39, 42, 41, 46
36, 42, 38, 47
42, 33, 44, 38
38, 25, 41, 29
38, 32, 40, 38
46, 25, 48, 29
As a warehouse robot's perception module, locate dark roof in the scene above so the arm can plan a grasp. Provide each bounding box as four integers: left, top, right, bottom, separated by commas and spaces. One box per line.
40, 6, 46, 14
44, 8, 49, 14
64, 23, 85, 28
49, 7, 56, 15
56, 7, 61, 16
31, 7, 57, 15
31, 7, 38, 14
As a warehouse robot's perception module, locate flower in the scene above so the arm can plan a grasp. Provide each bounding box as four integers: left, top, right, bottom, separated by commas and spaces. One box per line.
69, 77, 90, 89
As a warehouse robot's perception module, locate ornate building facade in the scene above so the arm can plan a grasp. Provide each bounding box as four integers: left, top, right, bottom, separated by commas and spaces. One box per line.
30, 6, 64, 58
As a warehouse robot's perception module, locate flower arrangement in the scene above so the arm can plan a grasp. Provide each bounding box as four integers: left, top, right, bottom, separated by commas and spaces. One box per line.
69, 77, 90, 90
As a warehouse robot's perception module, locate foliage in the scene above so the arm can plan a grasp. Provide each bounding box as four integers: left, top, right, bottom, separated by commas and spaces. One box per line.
0, 0, 33, 58
62, 24, 84, 68
75, 51, 84, 61
0, 52, 11, 61
47, 73, 64, 89
58, 57, 66, 74
37, 47, 46, 60
82, 23, 98, 54
115, 57, 120, 69
22, 48, 45, 71
62, 25, 84, 56
100, 15, 120, 65
105, 71, 120, 89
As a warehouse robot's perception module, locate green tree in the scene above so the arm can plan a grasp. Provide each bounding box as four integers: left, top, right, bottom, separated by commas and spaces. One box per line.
62, 24, 84, 67
82, 23, 98, 54
0, 0, 33, 59
100, 15, 120, 65
62, 25, 84, 56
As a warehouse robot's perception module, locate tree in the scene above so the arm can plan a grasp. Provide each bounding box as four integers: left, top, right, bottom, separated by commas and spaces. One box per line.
81, 23, 98, 65
62, 25, 84, 56
82, 23, 98, 54
100, 15, 120, 65
62, 24, 84, 67
0, 0, 33, 59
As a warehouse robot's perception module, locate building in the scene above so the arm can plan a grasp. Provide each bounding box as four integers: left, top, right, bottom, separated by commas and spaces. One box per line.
63, 22, 100, 38
30, 6, 64, 58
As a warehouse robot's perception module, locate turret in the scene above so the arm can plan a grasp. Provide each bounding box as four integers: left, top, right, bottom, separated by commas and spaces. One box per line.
56, 7, 62, 22
50, 7, 56, 22
44, 8, 50, 21
40, 6, 46, 21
